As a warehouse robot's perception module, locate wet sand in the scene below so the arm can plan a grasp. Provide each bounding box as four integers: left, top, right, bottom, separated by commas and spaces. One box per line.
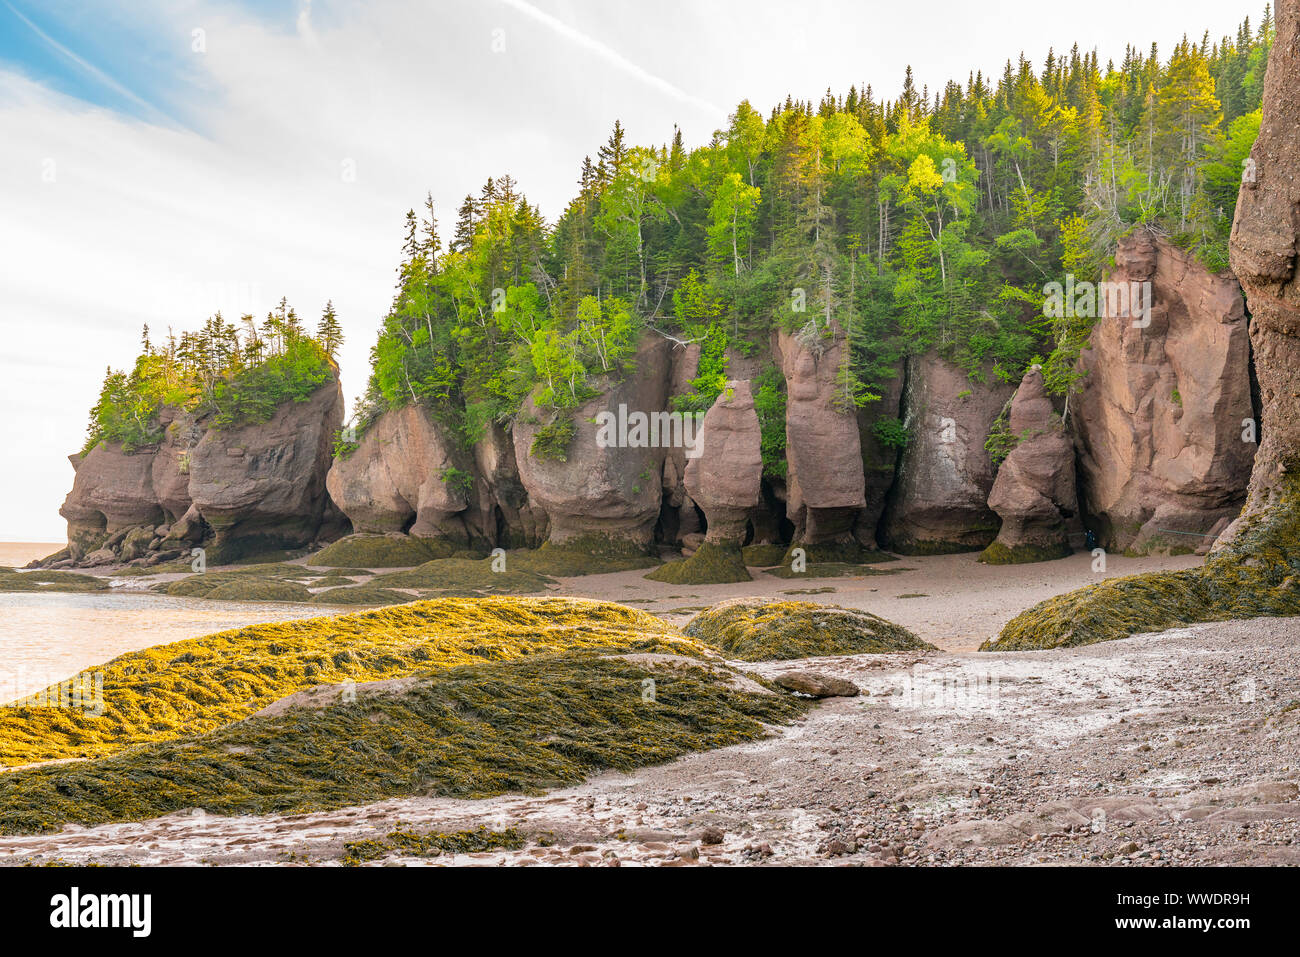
548, 550, 1204, 652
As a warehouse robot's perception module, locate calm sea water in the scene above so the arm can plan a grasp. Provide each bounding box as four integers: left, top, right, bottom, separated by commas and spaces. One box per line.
0, 591, 345, 702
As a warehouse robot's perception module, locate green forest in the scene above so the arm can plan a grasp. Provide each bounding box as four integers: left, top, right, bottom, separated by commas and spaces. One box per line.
83, 298, 340, 453
355, 8, 1271, 472
87, 8, 1273, 475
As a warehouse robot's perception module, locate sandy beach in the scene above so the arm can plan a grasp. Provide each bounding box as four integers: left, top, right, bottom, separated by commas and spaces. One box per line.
547, 550, 1204, 652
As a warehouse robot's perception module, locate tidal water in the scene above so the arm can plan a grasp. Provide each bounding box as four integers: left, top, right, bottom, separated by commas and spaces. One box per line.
0, 591, 342, 702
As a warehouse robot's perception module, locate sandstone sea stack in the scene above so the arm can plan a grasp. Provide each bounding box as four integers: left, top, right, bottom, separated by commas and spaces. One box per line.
1073, 232, 1255, 555
883, 354, 1013, 554
982, 366, 1078, 564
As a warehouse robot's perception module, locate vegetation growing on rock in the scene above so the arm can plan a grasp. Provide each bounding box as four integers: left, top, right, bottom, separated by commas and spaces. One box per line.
741, 543, 788, 567
0, 570, 108, 593
307, 534, 454, 568
645, 542, 751, 584
685, 597, 931, 660
370, 558, 555, 595
83, 299, 339, 453
310, 585, 412, 606
348, 12, 1272, 461
983, 477, 1300, 650
978, 540, 1072, 565
505, 542, 659, 577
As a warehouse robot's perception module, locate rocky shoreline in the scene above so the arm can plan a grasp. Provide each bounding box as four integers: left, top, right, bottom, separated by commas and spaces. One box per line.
31, 234, 1255, 587
3, 616, 1295, 867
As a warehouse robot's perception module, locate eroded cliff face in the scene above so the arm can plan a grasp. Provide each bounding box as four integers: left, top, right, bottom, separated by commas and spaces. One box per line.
54, 381, 344, 566
189, 381, 343, 559
510, 334, 673, 551
777, 325, 868, 548
326, 403, 541, 551
882, 354, 1013, 554
684, 379, 763, 546
1074, 233, 1255, 554
983, 366, 1078, 563
52, 219, 1262, 569
1226, 0, 1300, 527
326, 404, 470, 538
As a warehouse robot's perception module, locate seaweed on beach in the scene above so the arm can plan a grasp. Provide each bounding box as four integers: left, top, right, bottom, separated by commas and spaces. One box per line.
307, 534, 455, 568
310, 584, 413, 606
505, 541, 660, 577
0, 597, 695, 768
157, 572, 314, 602
684, 597, 931, 660
740, 544, 788, 568
0, 569, 109, 593
984, 478, 1300, 650
341, 827, 525, 865
0, 652, 803, 834
645, 542, 751, 584
370, 558, 554, 595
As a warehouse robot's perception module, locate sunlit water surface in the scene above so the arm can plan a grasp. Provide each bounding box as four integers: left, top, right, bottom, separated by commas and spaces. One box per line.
0, 591, 344, 701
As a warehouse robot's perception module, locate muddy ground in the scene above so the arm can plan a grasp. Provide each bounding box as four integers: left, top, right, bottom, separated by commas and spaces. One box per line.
3, 615, 1296, 867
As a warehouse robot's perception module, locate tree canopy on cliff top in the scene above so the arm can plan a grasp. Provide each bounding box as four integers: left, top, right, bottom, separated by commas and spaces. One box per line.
356, 9, 1270, 462
83, 298, 340, 453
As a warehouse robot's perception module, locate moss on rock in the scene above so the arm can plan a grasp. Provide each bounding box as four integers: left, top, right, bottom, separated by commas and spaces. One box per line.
0, 570, 108, 593
984, 481, 1300, 650
371, 558, 554, 595
506, 541, 660, 578
307, 534, 454, 568
740, 544, 789, 567
978, 540, 1072, 565
684, 597, 932, 660
645, 543, 751, 584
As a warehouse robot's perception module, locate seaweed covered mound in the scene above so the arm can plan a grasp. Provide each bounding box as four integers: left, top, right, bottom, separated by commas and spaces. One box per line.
370, 558, 554, 595
984, 482, 1300, 650
0, 652, 802, 835
506, 542, 660, 577
0, 569, 108, 593
0, 596, 694, 768
157, 563, 319, 602
740, 544, 787, 567
978, 540, 1072, 565
307, 533, 454, 568
310, 584, 412, 606
645, 543, 751, 584
684, 597, 931, 660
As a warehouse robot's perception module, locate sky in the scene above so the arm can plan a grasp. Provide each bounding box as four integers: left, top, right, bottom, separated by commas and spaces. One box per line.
0, 0, 1265, 541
